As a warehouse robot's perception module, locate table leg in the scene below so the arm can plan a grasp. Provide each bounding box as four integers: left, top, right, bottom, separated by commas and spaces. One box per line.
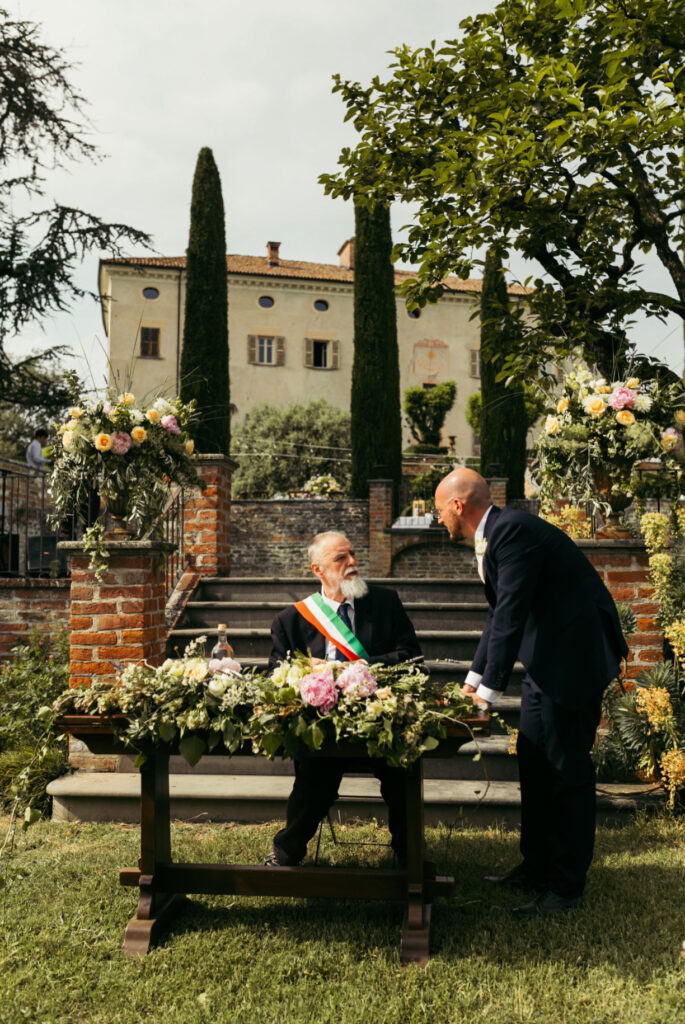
122, 748, 188, 957
400, 760, 431, 966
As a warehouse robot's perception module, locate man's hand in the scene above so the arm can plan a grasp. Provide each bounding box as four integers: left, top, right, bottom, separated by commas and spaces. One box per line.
461, 682, 490, 711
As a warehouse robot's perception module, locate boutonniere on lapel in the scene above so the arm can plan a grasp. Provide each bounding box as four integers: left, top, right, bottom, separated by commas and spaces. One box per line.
475, 538, 488, 557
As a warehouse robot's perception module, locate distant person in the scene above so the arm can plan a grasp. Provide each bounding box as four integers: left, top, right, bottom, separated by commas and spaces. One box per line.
26, 429, 51, 470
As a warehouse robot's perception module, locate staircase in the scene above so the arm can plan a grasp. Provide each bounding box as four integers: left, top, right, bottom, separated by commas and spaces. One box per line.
49, 576, 664, 826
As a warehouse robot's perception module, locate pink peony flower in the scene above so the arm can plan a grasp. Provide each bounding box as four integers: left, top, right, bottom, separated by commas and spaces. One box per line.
300, 669, 338, 714
110, 431, 132, 454
608, 387, 637, 411
161, 414, 181, 435
209, 656, 242, 675
336, 663, 378, 699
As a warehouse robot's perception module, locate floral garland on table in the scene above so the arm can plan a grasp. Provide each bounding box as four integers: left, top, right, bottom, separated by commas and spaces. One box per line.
535, 364, 685, 515
52, 641, 481, 769
300, 474, 344, 498
48, 388, 204, 577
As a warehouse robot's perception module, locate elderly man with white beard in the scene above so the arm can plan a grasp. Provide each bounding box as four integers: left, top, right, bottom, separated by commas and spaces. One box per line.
263, 531, 422, 868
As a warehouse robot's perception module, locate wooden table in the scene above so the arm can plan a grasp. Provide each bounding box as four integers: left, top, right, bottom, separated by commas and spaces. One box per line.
57, 714, 489, 966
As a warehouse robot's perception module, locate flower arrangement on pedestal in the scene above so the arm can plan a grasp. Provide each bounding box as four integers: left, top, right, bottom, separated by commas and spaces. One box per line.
300, 474, 344, 498
48, 388, 203, 574
536, 365, 685, 525
52, 642, 481, 769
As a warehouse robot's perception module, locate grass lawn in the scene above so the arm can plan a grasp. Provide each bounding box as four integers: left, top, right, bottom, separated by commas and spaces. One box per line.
2, 813, 683, 1024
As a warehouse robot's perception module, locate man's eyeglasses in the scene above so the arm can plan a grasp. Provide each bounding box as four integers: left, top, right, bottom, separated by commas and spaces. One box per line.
431, 508, 442, 524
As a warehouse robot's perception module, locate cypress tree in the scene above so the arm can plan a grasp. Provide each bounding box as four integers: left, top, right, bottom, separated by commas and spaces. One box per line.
479, 247, 528, 499
350, 199, 402, 502
180, 147, 230, 454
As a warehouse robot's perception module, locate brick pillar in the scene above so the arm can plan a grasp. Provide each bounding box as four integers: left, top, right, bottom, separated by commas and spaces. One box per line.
579, 539, 661, 678
184, 454, 236, 577
488, 477, 507, 506
368, 478, 393, 577
59, 539, 171, 689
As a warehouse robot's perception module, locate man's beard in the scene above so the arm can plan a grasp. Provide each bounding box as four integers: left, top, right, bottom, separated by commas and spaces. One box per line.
340, 574, 368, 600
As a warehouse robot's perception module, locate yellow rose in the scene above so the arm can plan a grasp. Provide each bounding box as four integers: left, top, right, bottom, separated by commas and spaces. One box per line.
146, 408, 161, 424
675, 410, 685, 427
625, 378, 640, 389
94, 432, 113, 452
583, 395, 606, 417
597, 385, 612, 394
119, 392, 135, 406
545, 415, 561, 435
66, 418, 79, 430
556, 397, 569, 414
131, 426, 147, 444
616, 410, 635, 426
62, 430, 73, 449
68, 407, 83, 419
185, 439, 195, 455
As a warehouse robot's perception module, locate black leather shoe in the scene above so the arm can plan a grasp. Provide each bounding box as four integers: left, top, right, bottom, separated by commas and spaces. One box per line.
512, 890, 583, 918
262, 851, 300, 867
484, 863, 546, 892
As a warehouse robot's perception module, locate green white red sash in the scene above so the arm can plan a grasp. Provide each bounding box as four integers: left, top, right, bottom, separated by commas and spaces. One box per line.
294, 593, 369, 661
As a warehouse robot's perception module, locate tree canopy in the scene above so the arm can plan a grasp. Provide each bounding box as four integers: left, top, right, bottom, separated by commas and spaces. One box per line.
230, 399, 351, 498
403, 380, 456, 449
321, 0, 685, 380
350, 199, 402, 499
179, 147, 230, 454
0, 8, 150, 399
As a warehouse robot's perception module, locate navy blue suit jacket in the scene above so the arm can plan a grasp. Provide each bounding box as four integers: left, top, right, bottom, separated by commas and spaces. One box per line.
268, 584, 422, 671
471, 507, 628, 707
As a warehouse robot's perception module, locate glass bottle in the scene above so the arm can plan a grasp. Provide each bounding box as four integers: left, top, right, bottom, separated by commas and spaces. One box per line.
210, 623, 233, 659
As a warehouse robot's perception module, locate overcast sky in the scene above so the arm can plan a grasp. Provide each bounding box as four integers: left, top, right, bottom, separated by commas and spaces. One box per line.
8, 0, 684, 388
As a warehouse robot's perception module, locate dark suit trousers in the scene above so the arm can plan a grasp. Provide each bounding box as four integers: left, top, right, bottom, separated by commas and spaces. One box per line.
517, 676, 603, 898
273, 757, 408, 864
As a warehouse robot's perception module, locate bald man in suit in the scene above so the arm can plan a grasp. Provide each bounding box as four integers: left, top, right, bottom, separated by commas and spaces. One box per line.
434, 468, 627, 916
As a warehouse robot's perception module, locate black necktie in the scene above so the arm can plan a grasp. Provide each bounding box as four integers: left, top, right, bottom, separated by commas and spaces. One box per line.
335, 602, 353, 662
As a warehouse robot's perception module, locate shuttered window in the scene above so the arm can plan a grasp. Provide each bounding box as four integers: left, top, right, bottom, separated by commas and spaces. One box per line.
140, 326, 160, 358
470, 349, 481, 379
304, 338, 340, 370
248, 335, 285, 365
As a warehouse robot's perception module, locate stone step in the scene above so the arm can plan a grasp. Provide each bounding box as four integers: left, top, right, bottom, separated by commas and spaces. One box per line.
47, 771, 665, 830
168, 626, 485, 661
180, 601, 490, 631
195, 577, 486, 604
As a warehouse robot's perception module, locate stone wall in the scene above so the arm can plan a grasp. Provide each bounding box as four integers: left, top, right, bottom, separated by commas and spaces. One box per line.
230, 499, 369, 575
0, 578, 70, 659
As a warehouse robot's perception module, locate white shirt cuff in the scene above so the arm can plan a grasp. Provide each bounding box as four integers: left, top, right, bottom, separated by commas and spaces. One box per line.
464, 670, 483, 689
476, 684, 503, 705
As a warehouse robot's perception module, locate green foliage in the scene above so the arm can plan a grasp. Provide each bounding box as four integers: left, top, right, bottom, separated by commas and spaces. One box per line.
0, 746, 68, 815
231, 399, 351, 498
0, 351, 75, 434
0, 627, 69, 751
0, 9, 150, 385
479, 248, 529, 498
350, 199, 402, 500
180, 147, 230, 454
407, 456, 454, 504
403, 381, 456, 448
321, 0, 685, 380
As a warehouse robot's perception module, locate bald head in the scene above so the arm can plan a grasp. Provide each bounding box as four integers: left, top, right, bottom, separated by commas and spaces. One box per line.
434, 468, 492, 541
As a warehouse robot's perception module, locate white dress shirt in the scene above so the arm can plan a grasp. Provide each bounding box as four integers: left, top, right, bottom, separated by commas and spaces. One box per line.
464, 505, 503, 705
320, 590, 356, 661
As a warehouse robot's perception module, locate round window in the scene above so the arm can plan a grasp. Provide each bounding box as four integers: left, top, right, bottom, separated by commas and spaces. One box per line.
258, 295, 275, 308
314, 299, 329, 312
407, 308, 421, 319
142, 286, 160, 300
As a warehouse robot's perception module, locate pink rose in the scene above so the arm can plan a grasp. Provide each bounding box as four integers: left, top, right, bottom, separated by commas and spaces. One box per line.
209, 657, 242, 675
102, 401, 114, 415
608, 387, 636, 410
300, 669, 338, 714
161, 414, 181, 435
336, 663, 377, 699
110, 431, 132, 454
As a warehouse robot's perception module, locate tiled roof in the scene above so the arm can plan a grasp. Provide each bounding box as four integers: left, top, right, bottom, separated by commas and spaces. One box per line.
102, 254, 531, 296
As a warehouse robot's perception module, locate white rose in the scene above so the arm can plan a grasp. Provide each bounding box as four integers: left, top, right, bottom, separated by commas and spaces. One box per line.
129, 408, 145, 424
168, 661, 186, 679
153, 397, 174, 416
286, 665, 304, 686
208, 678, 228, 698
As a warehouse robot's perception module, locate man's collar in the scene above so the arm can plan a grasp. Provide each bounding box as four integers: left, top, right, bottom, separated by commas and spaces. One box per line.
475, 505, 494, 542
320, 588, 354, 611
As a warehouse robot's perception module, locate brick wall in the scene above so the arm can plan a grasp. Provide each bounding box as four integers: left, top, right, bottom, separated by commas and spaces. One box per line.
184, 455, 235, 576
579, 540, 660, 677
230, 499, 369, 575
391, 538, 480, 578
0, 578, 70, 659
60, 540, 169, 688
